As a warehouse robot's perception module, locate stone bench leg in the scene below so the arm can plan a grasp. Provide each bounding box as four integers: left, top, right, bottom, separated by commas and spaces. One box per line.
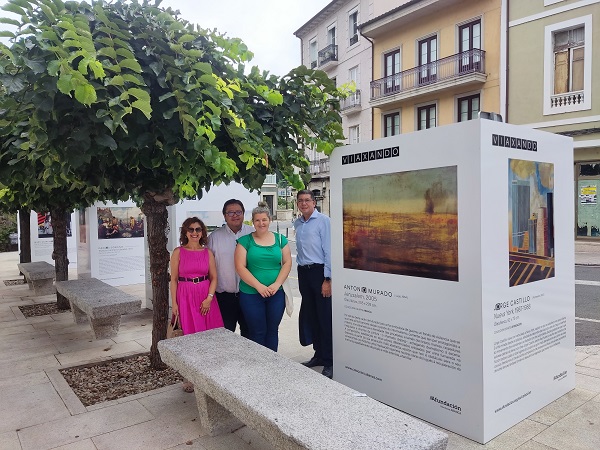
89, 316, 122, 339
195, 391, 244, 436
69, 301, 89, 325
30, 279, 55, 296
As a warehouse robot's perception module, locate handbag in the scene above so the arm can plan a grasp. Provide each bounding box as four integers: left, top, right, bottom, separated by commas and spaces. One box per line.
279, 233, 294, 317
167, 313, 183, 338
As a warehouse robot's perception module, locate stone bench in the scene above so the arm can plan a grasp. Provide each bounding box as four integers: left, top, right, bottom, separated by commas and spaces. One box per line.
55, 278, 142, 339
17, 261, 55, 295
158, 328, 448, 450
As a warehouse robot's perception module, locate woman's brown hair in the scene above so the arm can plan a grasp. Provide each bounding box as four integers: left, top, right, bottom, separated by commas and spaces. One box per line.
179, 217, 208, 246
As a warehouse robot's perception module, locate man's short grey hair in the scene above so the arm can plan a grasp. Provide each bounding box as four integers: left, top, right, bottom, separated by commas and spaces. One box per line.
297, 189, 315, 201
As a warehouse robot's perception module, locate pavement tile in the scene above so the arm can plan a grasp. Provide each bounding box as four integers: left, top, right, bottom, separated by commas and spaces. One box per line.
0, 371, 48, 390
527, 388, 597, 426
49, 439, 98, 450
575, 351, 590, 364
234, 426, 275, 449
55, 341, 146, 366
45, 368, 87, 416
0, 381, 70, 434
575, 373, 600, 393
575, 365, 600, 379
0, 355, 59, 381
578, 354, 600, 370
444, 419, 547, 450
533, 401, 600, 450
170, 433, 257, 450
0, 430, 21, 450
53, 337, 115, 354
0, 331, 52, 351
18, 401, 154, 450
91, 390, 202, 450
516, 442, 559, 450
110, 328, 151, 344
0, 344, 58, 365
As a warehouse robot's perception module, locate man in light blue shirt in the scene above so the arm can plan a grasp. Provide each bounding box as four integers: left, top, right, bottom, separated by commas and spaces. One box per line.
294, 189, 333, 378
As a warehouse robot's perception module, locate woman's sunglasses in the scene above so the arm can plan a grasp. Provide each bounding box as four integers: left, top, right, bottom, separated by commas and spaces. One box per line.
187, 227, 202, 233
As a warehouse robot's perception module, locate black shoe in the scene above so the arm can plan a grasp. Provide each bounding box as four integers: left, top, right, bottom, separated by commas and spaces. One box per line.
322, 366, 333, 379
302, 357, 323, 368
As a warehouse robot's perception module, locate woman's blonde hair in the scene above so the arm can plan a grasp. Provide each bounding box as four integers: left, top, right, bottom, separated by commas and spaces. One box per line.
251, 201, 271, 220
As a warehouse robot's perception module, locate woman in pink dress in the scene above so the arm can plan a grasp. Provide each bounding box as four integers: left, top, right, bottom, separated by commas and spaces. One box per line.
170, 217, 223, 392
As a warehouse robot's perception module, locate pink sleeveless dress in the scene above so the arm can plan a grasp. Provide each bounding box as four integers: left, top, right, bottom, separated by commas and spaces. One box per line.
177, 247, 224, 334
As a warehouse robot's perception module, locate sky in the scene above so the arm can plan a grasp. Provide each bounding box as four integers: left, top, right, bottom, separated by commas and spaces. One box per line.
0, 0, 330, 76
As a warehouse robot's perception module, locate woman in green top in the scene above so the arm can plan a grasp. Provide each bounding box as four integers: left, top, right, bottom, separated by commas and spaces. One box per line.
234, 202, 292, 351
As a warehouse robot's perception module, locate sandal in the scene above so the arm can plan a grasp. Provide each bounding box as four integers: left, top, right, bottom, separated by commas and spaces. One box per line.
182, 382, 194, 393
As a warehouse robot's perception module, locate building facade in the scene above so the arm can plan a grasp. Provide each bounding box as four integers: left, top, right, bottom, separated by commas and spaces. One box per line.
507, 0, 600, 239
361, 0, 503, 138
294, 0, 408, 215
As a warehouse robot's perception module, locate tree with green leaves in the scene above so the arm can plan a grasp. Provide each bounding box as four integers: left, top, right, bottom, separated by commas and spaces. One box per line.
0, 0, 344, 368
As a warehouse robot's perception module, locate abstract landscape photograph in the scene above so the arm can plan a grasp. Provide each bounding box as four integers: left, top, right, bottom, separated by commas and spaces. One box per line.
343, 166, 458, 281
508, 159, 555, 287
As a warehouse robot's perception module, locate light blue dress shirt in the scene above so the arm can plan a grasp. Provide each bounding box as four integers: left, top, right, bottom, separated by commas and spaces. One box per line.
294, 210, 331, 278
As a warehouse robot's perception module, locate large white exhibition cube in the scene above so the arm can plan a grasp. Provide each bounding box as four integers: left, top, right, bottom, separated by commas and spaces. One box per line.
330, 119, 574, 443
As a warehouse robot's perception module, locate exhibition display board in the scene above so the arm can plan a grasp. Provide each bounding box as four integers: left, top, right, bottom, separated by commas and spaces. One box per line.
77, 200, 145, 286
330, 119, 574, 443
29, 210, 78, 268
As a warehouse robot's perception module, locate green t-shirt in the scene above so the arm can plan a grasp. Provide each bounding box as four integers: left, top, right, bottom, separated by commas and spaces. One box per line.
237, 232, 288, 294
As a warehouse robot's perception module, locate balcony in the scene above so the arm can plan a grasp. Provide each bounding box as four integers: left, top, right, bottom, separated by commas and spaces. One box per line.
550, 91, 584, 109
341, 90, 361, 114
370, 49, 486, 106
309, 158, 330, 175
318, 44, 338, 67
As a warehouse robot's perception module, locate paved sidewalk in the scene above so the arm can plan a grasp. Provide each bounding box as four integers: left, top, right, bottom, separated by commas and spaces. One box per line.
0, 250, 599, 450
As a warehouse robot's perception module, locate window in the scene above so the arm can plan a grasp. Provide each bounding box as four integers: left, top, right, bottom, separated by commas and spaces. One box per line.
457, 94, 480, 122
349, 9, 359, 46
544, 15, 591, 114
384, 113, 400, 137
418, 35, 437, 84
327, 25, 336, 46
417, 105, 436, 130
349, 66, 359, 85
384, 50, 401, 94
309, 38, 317, 69
459, 20, 481, 72
349, 125, 360, 144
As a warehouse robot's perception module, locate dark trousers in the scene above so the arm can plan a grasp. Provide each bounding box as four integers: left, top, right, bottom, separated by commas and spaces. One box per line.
239, 290, 285, 351
217, 291, 249, 338
298, 265, 333, 366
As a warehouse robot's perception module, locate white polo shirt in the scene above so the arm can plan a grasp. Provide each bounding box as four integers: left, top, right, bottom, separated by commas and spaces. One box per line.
207, 223, 254, 293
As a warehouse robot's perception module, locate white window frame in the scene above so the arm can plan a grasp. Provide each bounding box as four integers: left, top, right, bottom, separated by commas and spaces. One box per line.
348, 124, 360, 144
309, 37, 318, 69
543, 15, 592, 115
348, 6, 359, 47
327, 22, 337, 46
349, 65, 360, 85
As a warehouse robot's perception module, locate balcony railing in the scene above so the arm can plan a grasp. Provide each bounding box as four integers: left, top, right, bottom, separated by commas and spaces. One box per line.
550, 91, 584, 108
310, 158, 329, 175
318, 44, 338, 66
341, 90, 361, 111
370, 49, 486, 100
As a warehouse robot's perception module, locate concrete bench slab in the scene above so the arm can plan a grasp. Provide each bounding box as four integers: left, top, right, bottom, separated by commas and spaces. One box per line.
158, 328, 448, 450
17, 261, 55, 295
55, 278, 142, 339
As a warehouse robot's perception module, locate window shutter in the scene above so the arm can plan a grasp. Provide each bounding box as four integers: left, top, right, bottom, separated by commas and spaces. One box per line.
572, 47, 584, 91
554, 50, 569, 94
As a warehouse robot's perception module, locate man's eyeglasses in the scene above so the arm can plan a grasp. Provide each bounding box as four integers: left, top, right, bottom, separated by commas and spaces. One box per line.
187, 227, 202, 233
225, 211, 243, 217
297, 199, 314, 203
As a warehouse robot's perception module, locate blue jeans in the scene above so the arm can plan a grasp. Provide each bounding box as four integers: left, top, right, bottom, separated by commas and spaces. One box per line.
239, 290, 285, 351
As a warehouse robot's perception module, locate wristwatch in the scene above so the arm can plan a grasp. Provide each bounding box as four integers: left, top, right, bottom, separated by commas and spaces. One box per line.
324, 277, 331, 281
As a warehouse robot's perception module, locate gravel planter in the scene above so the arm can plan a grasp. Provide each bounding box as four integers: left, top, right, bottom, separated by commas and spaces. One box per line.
19, 302, 70, 317
60, 354, 183, 406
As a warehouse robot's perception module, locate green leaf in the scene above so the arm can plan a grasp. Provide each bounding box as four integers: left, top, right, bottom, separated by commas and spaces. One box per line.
89, 60, 105, 79
0, 18, 20, 27
1, 3, 25, 16
198, 73, 216, 86
40, 3, 56, 21
192, 62, 212, 73
131, 99, 152, 119
74, 83, 97, 105
266, 91, 283, 106
98, 47, 117, 60
107, 75, 124, 86
0, 31, 15, 39
47, 60, 61, 76
126, 87, 150, 102
178, 34, 195, 44
96, 134, 117, 150
119, 59, 142, 73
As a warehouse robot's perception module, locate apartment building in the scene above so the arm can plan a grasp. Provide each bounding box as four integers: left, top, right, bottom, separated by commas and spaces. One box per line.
294, 0, 407, 215
507, 0, 600, 240
361, 0, 503, 138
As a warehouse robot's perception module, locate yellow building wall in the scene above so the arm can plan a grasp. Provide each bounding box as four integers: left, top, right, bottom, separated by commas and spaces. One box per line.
371, 0, 502, 139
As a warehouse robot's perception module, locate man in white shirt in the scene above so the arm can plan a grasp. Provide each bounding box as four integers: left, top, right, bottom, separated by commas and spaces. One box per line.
207, 199, 254, 337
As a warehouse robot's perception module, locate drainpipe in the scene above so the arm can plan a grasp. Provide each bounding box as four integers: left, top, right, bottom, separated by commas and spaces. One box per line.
362, 33, 375, 140
504, 0, 510, 123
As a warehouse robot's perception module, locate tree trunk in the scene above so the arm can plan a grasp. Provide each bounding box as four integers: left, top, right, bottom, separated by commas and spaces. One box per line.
141, 192, 173, 370
18, 209, 31, 276
50, 207, 70, 310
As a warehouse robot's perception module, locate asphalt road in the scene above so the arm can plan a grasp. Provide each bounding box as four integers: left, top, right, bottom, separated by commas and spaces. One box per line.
277, 222, 599, 347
